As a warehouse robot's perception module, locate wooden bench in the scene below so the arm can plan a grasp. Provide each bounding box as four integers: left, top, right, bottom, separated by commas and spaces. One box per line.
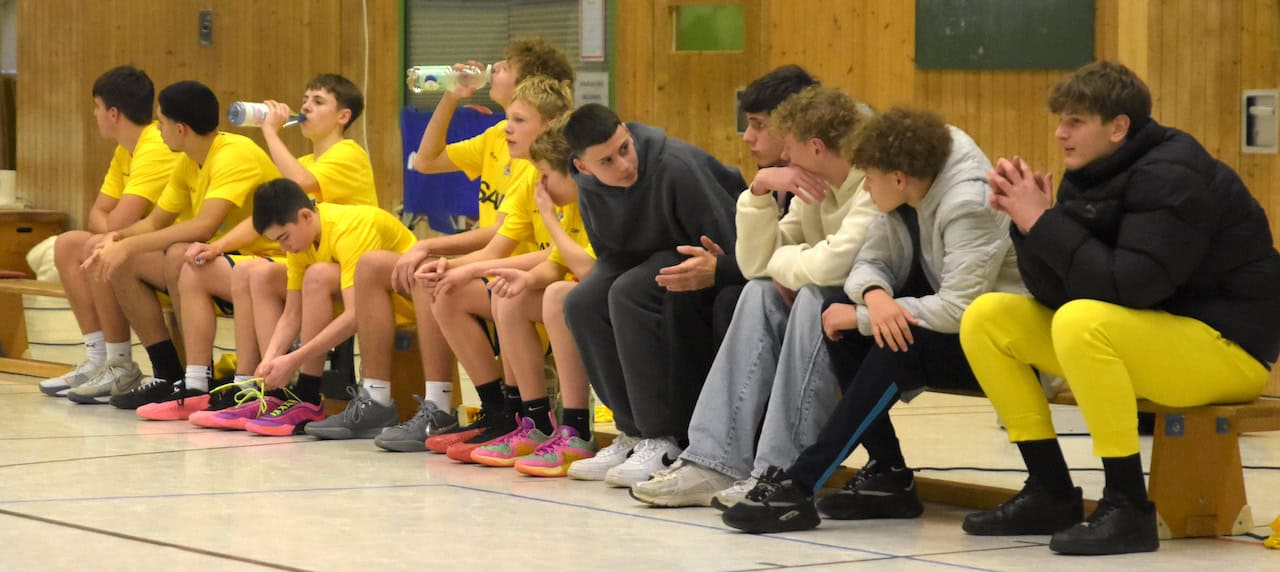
0, 278, 75, 378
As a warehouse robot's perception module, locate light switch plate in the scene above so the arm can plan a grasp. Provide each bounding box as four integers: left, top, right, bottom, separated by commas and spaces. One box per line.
199, 10, 213, 46
1243, 89, 1278, 154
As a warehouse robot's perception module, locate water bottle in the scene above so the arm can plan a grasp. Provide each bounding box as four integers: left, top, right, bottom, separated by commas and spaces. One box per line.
406, 64, 492, 94
227, 102, 306, 128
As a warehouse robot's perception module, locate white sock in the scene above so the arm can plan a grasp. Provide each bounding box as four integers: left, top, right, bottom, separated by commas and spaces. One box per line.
362, 378, 393, 406
185, 365, 211, 392
234, 374, 254, 384
105, 341, 132, 365
84, 331, 106, 367
424, 380, 453, 410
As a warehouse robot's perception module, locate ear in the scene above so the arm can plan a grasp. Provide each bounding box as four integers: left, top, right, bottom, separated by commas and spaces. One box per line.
893, 170, 909, 190
573, 157, 591, 177
336, 108, 353, 128
1109, 114, 1131, 143
297, 207, 315, 224
809, 136, 826, 157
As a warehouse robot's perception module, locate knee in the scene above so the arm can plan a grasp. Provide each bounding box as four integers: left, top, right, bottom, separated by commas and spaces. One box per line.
1049, 299, 1116, 346
491, 293, 519, 324
790, 284, 825, 314
177, 262, 201, 290
301, 263, 339, 297
354, 251, 393, 287
543, 281, 574, 322
959, 292, 1020, 342
55, 231, 89, 263
163, 245, 188, 280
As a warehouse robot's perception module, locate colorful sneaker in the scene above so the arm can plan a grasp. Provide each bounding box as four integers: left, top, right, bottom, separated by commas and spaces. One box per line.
245, 392, 325, 436
190, 380, 282, 430
425, 408, 494, 453
566, 433, 641, 481
515, 425, 598, 478
66, 362, 143, 404
39, 361, 100, 397
374, 396, 458, 452
445, 413, 518, 463
302, 386, 396, 440
109, 376, 175, 410
136, 386, 210, 421
471, 414, 554, 467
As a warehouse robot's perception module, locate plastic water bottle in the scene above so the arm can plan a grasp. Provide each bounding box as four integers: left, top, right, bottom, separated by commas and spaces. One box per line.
227, 102, 306, 128
406, 65, 492, 94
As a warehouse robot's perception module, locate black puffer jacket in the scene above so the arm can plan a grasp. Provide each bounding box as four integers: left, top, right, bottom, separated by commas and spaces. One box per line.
1014, 120, 1280, 366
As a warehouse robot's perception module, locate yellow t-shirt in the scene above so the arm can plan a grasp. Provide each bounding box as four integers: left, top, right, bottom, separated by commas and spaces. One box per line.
497, 184, 593, 279
297, 139, 378, 207
285, 202, 416, 291
156, 132, 283, 256
444, 121, 540, 232
98, 122, 182, 207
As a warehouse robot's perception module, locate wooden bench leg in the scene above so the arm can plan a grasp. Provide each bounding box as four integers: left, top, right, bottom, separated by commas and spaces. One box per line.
0, 291, 28, 359
1148, 410, 1254, 538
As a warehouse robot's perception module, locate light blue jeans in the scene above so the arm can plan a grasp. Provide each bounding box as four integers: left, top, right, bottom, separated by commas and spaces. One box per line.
680, 280, 844, 480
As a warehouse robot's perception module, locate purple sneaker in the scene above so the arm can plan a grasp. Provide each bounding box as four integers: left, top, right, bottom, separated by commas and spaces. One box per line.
244, 399, 325, 436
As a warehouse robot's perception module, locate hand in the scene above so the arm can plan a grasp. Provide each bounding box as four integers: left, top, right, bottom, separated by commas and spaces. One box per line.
485, 268, 532, 298
534, 179, 557, 221
774, 280, 798, 308
84, 238, 127, 281
988, 156, 1053, 234
261, 100, 292, 135
392, 248, 429, 296
750, 166, 829, 204
450, 60, 487, 98
864, 289, 918, 352
185, 242, 222, 266
434, 264, 474, 297
84, 232, 118, 254
822, 303, 859, 341
656, 235, 723, 292
255, 354, 297, 390
413, 256, 449, 294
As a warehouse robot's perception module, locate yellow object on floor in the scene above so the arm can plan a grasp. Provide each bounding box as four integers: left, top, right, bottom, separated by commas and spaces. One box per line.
213, 353, 237, 381
1265, 515, 1280, 549
594, 405, 613, 424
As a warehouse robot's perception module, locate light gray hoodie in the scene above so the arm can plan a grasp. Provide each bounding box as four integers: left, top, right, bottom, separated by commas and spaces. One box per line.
844, 126, 1026, 335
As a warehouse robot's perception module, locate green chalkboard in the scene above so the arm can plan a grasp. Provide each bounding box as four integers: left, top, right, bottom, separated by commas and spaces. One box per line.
915, 0, 1095, 70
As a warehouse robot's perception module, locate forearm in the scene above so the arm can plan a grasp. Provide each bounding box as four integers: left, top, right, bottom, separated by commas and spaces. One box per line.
422, 224, 498, 256
116, 216, 160, 240
525, 260, 567, 291
412, 92, 461, 173
541, 214, 595, 278
87, 208, 111, 235
263, 301, 302, 360
211, 218, 260, 253
460, 250, 550, 277
121, 219, 215, 256
264, 131, 319, 196
293, 310, 357, 364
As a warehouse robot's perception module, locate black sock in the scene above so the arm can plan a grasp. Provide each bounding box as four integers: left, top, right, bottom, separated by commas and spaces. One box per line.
861, 415, 906, 470
294, 373, 323, 405
145, 340, 183, 382
562, 408, 590, 439
522, 398, 553, 434
1102, 454, 1148, 504
266, 388, 289, 401
1016, 439, 1075, 496
475, 380, 504, 412
501, 381, 522, 416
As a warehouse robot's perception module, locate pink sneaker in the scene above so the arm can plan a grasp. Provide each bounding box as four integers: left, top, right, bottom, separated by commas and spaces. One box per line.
190, 396, 284, 430
137, 393, 211, 421
244, 399, 325, 436
471, 414, 554, 467
514, 425, 598, 477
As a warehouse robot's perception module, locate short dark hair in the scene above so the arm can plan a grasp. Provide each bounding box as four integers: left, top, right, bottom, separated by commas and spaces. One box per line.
850, 108, 952, 181
739, 65, 819, 115
306, 73, 363, 131
1048, 60, 1152, 127
92, 66, 155, 125
158, 81, 219, 135
506, 37, 576, 84
563, 103, 622, 156
252, 178, 316, 234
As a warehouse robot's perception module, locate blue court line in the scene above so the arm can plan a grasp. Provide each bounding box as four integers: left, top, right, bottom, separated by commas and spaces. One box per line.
0, 481, 1003, 571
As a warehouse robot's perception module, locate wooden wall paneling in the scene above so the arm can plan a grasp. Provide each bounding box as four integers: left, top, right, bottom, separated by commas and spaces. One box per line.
338, 0, 404, 212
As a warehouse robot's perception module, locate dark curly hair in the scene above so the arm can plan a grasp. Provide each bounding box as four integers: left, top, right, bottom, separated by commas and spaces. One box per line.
506, 37, 575, 85
770, 86, 868, 156
849, 108, 952, 181
1048, 60, 1151, 127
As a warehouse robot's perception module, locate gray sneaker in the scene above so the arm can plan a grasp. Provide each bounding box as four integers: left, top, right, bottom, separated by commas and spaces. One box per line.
374, 396, 459, 452
66, 362, 143, 404
39, 361, 100, 397
304, 386, 398, 440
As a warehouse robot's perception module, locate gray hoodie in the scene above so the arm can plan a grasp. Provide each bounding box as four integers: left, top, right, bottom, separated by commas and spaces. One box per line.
844, 126, 1026, 335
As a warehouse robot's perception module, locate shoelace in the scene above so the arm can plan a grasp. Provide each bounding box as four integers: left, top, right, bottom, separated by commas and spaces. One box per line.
336, 386, 371, 423
531, 433, 568, 456
393, 396, 435, 430
843, 459, 881, 492
263, 387, 305, 417
489, 417, 535, 447
746, 468, 787, 502
211, 378, 271, 416
727, 478, 756, 494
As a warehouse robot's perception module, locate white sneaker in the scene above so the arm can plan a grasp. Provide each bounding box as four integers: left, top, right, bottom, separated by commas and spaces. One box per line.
711, 477, 758, 511
567, 434, 640, 481
604, 437, 682, 488
39, 361, 101, 397
630, 460, 735, 507
66, 362, 143, 404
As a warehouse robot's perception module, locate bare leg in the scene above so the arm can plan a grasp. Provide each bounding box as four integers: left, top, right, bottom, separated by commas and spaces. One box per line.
354, 251, 402, 381
55, 231, 101, 335
431, 279, 500, 384
410, 279, 457, 382
111, 250, 174, 346
248, 262, 287, 367
178, 256, 234, 369
492, 286, 547, 401
544, 281, 588, 410
230, 260, 265, 374
298, 263, 341, 376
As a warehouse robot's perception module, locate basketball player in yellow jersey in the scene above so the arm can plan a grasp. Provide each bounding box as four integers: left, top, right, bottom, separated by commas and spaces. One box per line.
167, 74, 378, 418
350, 39, 574, 451
43, 66, 183, 403
84, 80, 281, 411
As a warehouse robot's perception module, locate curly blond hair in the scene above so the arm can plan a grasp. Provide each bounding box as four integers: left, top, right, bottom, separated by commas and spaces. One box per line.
770, 86, 868, 155
506, 37, 575, 84
512, 75, 574, 123
849, 108, 952, 180
530, 120, 572, 175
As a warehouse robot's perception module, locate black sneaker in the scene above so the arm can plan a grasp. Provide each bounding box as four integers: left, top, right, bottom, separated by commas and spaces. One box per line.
818, 459, 924, 520
1050, 490, 1159, 555
459, 412, 518, 445
109, 377, 177, 410
722, 466, 820, 533
962, 479, 1083, 536
205, 382, 243, 412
